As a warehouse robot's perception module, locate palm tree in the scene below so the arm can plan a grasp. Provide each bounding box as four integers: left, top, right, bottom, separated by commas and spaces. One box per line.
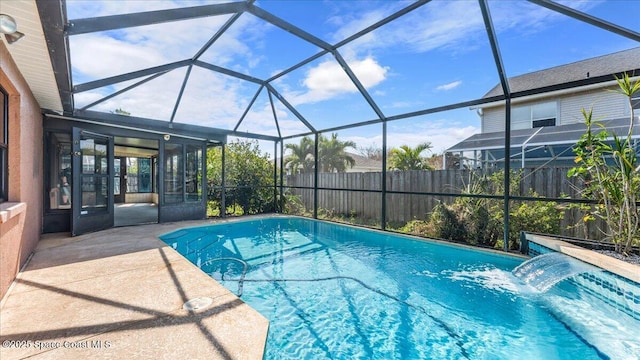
318, 133, 356, 172
285, 136, 314, 174
388, 142, 433, 170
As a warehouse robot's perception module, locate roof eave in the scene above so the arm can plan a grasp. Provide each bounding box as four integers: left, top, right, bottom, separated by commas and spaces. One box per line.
37, 0, 73, 113
473, 73, 640, 110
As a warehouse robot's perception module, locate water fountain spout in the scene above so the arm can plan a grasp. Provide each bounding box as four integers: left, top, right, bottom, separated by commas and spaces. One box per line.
512, 252, 600, 292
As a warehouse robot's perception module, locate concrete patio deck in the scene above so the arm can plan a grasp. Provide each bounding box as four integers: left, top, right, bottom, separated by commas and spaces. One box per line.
0, 220, 269, 360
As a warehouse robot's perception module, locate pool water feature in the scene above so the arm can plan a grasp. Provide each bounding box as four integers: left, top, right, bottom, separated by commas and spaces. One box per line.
161, 217, 640, 359
512, 252, 602, 292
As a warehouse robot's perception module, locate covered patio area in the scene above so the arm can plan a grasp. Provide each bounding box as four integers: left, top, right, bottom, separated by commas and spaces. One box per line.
0, 220, 268, 359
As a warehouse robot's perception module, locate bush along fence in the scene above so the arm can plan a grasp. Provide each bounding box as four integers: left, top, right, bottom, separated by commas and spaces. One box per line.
285, 167, 606, 246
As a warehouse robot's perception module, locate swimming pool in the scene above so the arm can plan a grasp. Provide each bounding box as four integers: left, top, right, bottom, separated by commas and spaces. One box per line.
161, 217, 640, 359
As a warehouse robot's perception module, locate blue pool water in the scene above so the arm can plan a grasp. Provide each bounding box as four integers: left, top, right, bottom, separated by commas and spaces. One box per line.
161, 217, 640, 359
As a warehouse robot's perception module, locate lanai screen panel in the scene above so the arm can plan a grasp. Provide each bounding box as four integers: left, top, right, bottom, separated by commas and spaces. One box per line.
63, 0, 639, 142
345, 0, 501, 118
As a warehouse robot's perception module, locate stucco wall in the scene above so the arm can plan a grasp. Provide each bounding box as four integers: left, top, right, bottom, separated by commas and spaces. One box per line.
0, 41, 43, 300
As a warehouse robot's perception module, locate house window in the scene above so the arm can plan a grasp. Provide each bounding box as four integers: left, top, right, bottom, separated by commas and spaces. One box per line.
0, 87, 7, 203
531, 102, 556, 128
511, 106, 531, 130
511, 101, 557, 129
532, 118, 556, 127
632, 94, 640, 114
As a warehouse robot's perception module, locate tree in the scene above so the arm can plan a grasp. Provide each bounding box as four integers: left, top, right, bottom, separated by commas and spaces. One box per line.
112, 108, 130, 116
318, 133, 356, 172
388, 142, 433, 170
207, 145, 223, 190
357, 144, 384, 161
228, 140, 274, 214
285, 133, 357, 173
207, 139, 274, 215
285, 136, 314, 174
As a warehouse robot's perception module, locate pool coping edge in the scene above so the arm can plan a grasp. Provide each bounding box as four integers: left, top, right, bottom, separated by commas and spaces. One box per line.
523, 233, 640, 285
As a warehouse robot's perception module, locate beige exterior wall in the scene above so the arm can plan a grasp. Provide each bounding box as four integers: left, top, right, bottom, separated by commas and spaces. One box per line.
481, 86, 628, 132
0, 41, 43, 300
558, 86, 627, 125
125, 192, 157, 203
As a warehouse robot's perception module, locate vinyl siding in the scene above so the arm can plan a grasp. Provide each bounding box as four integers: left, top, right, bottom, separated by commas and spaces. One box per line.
480, 86, 629, 133
558, 88, 628, 125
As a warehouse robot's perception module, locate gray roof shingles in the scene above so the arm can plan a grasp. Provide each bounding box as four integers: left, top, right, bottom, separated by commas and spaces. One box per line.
484, 47, 640, 98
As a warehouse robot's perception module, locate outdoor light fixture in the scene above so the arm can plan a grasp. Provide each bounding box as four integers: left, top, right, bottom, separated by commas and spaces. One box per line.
0, 14, 25, 44
163, 134, 171, 141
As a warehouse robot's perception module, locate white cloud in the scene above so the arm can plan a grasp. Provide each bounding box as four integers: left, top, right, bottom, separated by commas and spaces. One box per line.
340, 123, 479, 157
338, 0, 599, 57
287, 57, 389, 105
387, 125, 479, 154
389, 101, 417, 109
69, 0, 271, 81
172, 68, 254, 129
67, 0, 230, 19
387, 117, 480, 154
305, 57, 387, 92
339, 1, 484, 56
74, 91, 107, 109
491, 0, 600, 34
328, 7, 396, 44
67, 0, 277, 134
436, 81, 462, 91
238, 99, 308, 136
198, 15, 271, 71
71, 35, 167, 80
86, 68, 190, 121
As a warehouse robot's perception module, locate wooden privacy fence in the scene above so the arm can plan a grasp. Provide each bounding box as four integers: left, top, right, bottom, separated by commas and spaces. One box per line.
286, 167, 602, 239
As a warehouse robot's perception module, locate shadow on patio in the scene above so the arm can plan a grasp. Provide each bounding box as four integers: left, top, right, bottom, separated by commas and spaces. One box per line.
0, 222, 268, 360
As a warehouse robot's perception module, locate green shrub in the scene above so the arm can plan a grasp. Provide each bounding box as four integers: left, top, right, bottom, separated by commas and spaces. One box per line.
399, 219, 434, 237
404, 170, 563, 250
282, 193, 308, 216
429, 203, 468, 241
568, 74, 640, 253
462, 202, 499, 247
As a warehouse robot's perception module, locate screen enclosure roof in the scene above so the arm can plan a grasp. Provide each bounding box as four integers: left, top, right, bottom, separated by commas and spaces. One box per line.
4, 0, 639, 144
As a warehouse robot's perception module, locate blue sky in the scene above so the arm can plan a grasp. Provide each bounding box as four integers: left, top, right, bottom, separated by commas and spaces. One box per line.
66, 0, 639, 156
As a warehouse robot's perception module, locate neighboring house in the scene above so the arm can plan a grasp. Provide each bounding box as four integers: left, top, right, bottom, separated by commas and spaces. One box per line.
446, 47, 640, 169
345, 153, 383, 173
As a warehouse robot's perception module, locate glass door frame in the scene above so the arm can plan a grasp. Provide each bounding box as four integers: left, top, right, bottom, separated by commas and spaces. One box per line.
71, 127, 114, 236
114, 156, 126, 204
